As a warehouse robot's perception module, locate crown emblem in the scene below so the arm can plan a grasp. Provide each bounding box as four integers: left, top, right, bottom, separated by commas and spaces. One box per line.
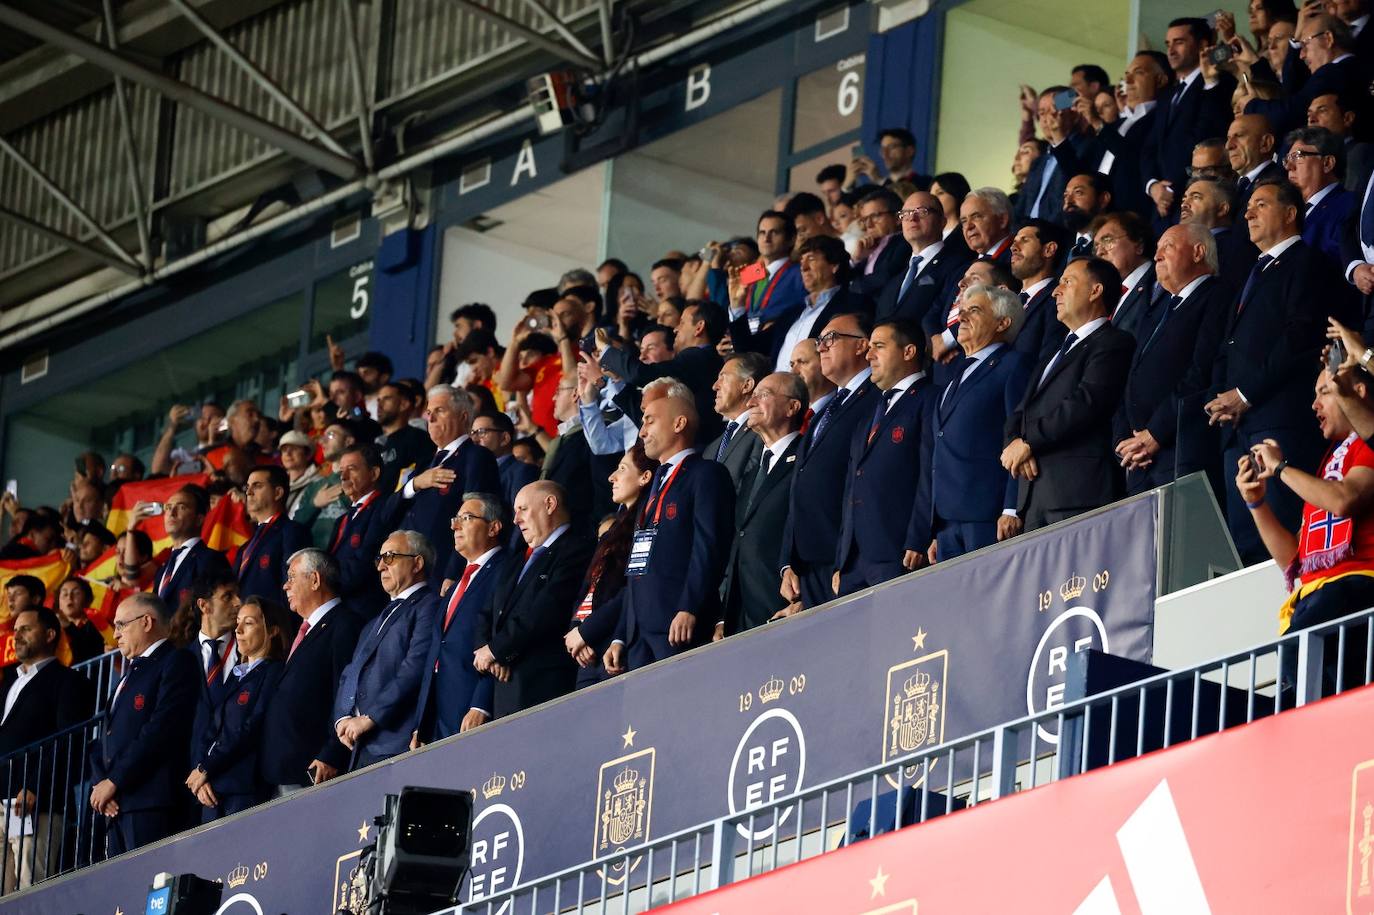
1059, 575, 1087, 602
903, 670, 932, 698
612, 766, 640, 794
758, 676, 785, 704
227, 863, 249, 888
481, 773, 507, 799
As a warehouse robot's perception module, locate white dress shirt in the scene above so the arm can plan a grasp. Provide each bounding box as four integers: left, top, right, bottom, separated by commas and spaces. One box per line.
2, 657, 56, 723
882, 372, 926, 413
775, 286, 838, 372
198, 630, 237, 683
759, 432, 800, 472
1038, 316, 1109, 389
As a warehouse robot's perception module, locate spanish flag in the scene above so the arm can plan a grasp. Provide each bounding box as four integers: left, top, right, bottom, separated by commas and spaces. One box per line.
106, 474, 210, 555
79, 547, 121, 643
201, 493, 254, 565
0, 551, 76, 666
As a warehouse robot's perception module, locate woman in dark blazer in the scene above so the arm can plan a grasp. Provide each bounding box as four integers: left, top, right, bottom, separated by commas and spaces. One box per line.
185, 596, 291, 822
564, 442, 659, 688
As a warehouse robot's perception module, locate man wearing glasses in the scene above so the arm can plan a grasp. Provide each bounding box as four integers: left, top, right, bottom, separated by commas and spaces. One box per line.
875, 191, 971, 332
90, 593, 201, 855
780, 313, 880, 608
1284, 125, 1355, 268
1239, 12, 1362, 135
848, 188, 912, 307
332, 531, 438, 769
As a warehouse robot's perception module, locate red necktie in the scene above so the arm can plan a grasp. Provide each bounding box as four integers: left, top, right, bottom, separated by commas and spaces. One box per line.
288, 620, 310, 659
800, 407, 815, 434
442, 563, 480, 632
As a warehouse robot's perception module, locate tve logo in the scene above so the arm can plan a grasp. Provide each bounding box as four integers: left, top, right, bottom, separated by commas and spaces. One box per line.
145, 885, 171, 915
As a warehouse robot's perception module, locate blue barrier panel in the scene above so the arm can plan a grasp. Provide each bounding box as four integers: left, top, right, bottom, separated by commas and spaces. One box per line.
2, 494, 1157, 912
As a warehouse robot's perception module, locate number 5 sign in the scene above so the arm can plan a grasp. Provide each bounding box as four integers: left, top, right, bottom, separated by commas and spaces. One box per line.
347, 261, 373, 319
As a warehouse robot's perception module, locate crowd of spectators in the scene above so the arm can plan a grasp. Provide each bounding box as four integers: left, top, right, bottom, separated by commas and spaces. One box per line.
6, 0, 1374, 881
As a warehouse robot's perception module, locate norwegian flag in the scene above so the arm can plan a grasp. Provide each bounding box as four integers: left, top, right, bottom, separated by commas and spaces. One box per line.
1303, 510, 1353, 556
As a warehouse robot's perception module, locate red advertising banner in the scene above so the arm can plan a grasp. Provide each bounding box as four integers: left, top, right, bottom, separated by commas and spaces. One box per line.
659, 685, 1374, 914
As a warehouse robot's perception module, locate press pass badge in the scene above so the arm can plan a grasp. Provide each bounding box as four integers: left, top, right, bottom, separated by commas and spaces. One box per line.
627, 528, 655, 577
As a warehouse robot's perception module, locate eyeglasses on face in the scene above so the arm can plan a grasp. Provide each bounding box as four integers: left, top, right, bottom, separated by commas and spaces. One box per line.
815, 331, 865, 350
374, 551, 419, 567
896, 207, 939, 221
112, 613, 150, 632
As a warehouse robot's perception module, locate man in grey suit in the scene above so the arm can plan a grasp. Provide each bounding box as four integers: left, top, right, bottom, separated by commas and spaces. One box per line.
705, 353, 769, 490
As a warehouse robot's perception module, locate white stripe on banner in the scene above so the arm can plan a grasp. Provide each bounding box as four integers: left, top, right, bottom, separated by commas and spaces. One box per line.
1116, 779, 1213, 915
1072, 876, 1123, 915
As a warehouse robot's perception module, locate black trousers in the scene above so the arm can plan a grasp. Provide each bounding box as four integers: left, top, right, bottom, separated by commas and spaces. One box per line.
106, 807, 173, 858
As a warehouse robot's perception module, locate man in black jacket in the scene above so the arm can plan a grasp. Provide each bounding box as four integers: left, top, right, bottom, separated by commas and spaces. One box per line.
0, 608, 94, 889
475, 481, 592, 717
258, 549, 362, 795
91, 593, 201, 856
1003, 257, 1136, 530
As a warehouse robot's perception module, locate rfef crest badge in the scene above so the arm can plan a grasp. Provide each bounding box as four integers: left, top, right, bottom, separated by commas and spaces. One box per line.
1348, 758, 1374, 912
891, 426, 904, 444
133, 694, 145, 711
237, 690, 250, 706
259, 554, 271, 569
881, 647, 947, 789
350, 533, 361, 548
665, 503, 677, 521
594, 746, 655, 887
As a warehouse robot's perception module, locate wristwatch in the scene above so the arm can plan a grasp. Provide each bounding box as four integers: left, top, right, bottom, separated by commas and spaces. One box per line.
1361, 347, 1374, 369
1273, 459, 1289, 479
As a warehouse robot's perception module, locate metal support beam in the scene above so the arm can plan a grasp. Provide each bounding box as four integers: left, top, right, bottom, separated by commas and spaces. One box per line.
0, 136, 141, 270
0, 3, 363, 181
448, 0, 600, 68
167, 0, 355, 162
101, 0, 153, 269
338, 0, 376, 172
596, 0, 615, 67
0, 206, 142, 276
517, 0, 599, 62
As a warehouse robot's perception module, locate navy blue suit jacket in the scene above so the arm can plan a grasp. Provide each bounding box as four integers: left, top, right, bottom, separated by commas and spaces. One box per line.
258, 602, 363, 785
875, 242, 972, 328
93, 640, 201, 812
415, 551, 508, 740
385, 439, 501, 575
1247, 56, 1362, 134
153, 539, 231, 613
1143, 74, 1235, 206
498, 454, 539, 514
745, 259, 809, 322
333, 586, 438, 761
850, 235, 913, 310
781, 381, 880, 571
328, 493, 391, 616
932, 347, 1031, 523
235, 516, 311, 604
1112, 265, 1161, 342
1012, 281, 1068, 372
607, 454, 735, 652
193, 659, 283, 797
1303, 185, 1356, 270
837, 379, 936, 580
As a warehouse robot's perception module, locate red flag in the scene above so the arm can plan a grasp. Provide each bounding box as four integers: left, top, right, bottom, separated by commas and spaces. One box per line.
107, 474, 210, 555
202, 494, 254, 565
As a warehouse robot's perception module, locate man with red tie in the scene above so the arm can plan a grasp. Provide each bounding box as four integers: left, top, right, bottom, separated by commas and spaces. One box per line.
150, 484, 229, 615
328, 445, 390, 616
236, 465, 311, 604
411, 493, 510, 745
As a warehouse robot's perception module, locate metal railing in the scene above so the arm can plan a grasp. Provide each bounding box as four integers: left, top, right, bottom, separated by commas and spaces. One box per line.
71, 650, 120, 713
457, 606, 1374, 914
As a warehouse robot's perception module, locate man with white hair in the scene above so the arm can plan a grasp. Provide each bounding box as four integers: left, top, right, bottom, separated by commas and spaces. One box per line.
384, 384, 501, 576
959, 188, 1015, 265
1114, 223, 1229, 494
928, 285, 1032, 561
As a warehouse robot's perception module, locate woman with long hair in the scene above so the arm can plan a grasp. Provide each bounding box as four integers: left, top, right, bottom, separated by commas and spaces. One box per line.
185, 596, 291, 822
564, 442, 659, 687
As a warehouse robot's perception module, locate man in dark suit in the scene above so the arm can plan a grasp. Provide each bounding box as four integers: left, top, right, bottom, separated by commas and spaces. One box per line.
333, 530, 438, 770
1115, 225, 1230, 494
1141, 18, 1236, 221
960, 188, 1015, 265
1227, 114, 1283, 216
719, 373, 806, 635
732, 211, 808, 328
704, 353, 768, 491
1344, 163, 1374, 337
1092, 211, 1160, 339
385, 385, 501, 577
1206, 179, 1348, 562
1003, 257, 1135, 530
836, 319, 936, 594
603, 392, 735, 673
1072, 52, 1170, 220
1004, 221, 1069, 370
150, 484, 229, 615
600, 300, 727, 442
1030, 89, 1103, 227
333, 524, 436, 763
413, 494, 508, 743
260, 549, 362, 795
328, 444, 391, 615
730, 236, 857, 370
1286, 126, 1357, 269
475, 482, 592, 716
780, 312, 881, 608
849, 188, 912, 309
472, 411, 538, 516
541, 376, 617, 531
0, 609, 94, 889
90, 593, 201, 856
1243, 13, 1363, 134
1180, 175, 1257, 298
929, 286, 1032, 561
875, 190, 973, 328
236, 465, 311, 605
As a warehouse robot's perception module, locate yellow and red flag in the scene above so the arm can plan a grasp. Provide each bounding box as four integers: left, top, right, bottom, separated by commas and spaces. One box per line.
0, 550, 76, 665
78, 547, 121, 646
201, 493, 254, 565
106, 474, 210, 555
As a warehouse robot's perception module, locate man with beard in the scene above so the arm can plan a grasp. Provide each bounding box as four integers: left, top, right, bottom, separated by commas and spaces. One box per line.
1061, 173, 1113, 255
375, 382, 436, 495
1008, 220, 1071, 366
